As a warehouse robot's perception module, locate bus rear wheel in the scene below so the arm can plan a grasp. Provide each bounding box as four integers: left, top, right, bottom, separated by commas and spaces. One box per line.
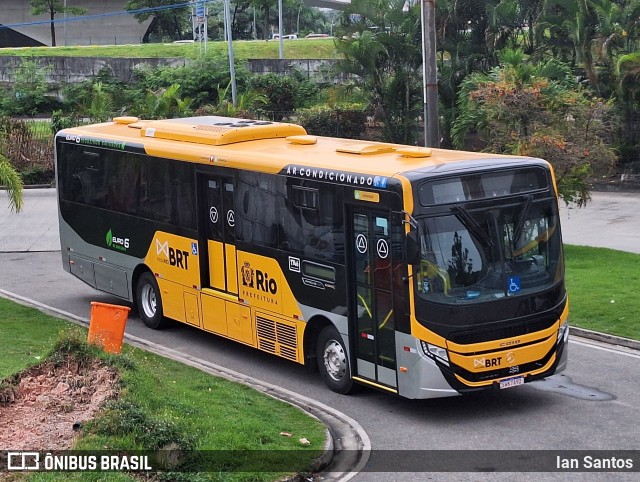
316, 326, 355, 394
136, 272, 166, 329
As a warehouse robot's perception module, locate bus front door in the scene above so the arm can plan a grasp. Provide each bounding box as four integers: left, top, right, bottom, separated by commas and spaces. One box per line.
350, 209, 397, 389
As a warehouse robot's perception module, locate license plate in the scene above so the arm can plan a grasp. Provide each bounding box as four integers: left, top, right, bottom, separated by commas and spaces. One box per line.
499, 376, 524, 389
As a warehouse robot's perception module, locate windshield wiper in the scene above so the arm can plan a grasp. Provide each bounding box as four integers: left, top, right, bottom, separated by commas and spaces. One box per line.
513, 195, 533, 244
451, 205, 494, 247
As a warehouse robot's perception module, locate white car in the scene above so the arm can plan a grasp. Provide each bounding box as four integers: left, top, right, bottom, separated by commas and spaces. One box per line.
272, 33, 298, 40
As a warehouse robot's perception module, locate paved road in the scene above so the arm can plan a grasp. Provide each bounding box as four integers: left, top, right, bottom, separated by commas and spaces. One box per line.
559, 192, 640, 254
1, 189, 639, 480
0, 189, 59, 252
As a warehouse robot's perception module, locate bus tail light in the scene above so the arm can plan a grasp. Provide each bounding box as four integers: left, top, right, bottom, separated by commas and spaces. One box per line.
420, 341, 449, 366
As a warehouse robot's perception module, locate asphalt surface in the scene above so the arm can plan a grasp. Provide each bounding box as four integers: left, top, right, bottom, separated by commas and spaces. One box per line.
1, 188, 639, 481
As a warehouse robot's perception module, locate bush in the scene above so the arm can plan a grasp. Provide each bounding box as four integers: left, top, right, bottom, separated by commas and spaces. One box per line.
131, 59, 250, 110
295, 104, 367, 139
0, 59, 53, 117
249, 74, 298, 121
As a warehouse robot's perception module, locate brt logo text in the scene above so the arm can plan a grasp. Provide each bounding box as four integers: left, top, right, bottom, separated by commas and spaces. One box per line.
473, 356, 502, 368
156, 239, 190, 270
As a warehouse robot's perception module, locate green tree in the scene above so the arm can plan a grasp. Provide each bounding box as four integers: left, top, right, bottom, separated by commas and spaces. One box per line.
30, 0, 87, 47
0, 154, 23, 213
334, 0, 423, 144
126, 0, 190, 42
452, 49, 617, 206
615, 52, 640, 162
250, 0, 277, 39
0, 59, 51, 117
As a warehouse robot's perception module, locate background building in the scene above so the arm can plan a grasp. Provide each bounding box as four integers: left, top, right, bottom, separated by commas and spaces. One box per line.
0, 1, 150, 47
0, 1, 350, 48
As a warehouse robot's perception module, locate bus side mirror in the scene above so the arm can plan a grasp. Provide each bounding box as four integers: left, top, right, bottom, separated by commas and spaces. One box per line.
406, 231, 420, 266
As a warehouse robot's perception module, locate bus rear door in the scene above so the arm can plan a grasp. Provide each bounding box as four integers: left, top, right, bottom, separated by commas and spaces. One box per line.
198, 174, 252, 344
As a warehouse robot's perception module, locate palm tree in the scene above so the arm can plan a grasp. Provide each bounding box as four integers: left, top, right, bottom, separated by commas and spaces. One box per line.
334, 0, 423, 144
616, 52, 640, 150
0, 154, 23, 213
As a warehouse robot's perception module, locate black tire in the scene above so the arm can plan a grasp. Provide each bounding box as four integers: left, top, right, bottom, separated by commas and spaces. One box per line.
136, 272, 167, 329
316, 325, 355, 394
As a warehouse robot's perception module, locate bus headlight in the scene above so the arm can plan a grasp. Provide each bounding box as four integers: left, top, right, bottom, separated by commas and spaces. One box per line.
420, 341, 449, 366
557, 321, 569, 344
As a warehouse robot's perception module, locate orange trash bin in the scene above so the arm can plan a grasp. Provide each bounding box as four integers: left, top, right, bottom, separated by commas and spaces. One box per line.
87, 302, 130, 354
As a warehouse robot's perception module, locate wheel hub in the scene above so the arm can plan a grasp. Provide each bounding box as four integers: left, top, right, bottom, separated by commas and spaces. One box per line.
141, 284, 156, 319
323, 340, 347, 381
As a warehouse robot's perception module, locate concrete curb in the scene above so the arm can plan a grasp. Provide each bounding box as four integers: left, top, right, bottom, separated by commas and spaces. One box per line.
569, 326, 640, 351
0, 289, 371, 482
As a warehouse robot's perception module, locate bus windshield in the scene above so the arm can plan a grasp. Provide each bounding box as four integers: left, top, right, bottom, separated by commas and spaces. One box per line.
414, 197, 563, 304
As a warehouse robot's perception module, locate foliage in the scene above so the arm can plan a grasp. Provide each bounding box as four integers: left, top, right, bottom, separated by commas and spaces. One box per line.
126, 0, 191, 43
84, 82, 115, 123
126, 0, 333, 43
60, 67, 130, 116
0, 59, 52, 117
249, 74, 316, 121
334, 0, 423, 144
51, 109, 83, 135
196, 83, 268, 118
452, 50, 618, 206
0, 153, 23, 212
615, 52, 640, 163
89, 399, 196, 452
295, 104, 367, 139
130, 59, 249, 109
129, 83, 193, 119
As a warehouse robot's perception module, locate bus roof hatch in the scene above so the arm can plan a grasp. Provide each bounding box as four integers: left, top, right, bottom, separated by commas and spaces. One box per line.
138, 116, 307, 146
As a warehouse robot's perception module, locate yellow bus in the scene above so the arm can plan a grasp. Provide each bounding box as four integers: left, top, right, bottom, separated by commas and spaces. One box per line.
55, 116, 569, 398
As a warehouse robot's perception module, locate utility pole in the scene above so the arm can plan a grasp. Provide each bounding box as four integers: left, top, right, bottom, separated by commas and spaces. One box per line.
63, 0, 67, 46
223, 0, 237, 107
421, 0, 439, 147
278, 0, 284, 59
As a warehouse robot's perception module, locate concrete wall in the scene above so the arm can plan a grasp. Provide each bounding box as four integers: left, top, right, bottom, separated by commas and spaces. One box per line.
246, 58, 337, 80
0, 56, 188, 84
0, 56, 335, 85
2, 0, 150, 47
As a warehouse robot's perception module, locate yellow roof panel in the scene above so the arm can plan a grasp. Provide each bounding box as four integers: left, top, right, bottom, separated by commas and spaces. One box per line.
58, 116, 525, 178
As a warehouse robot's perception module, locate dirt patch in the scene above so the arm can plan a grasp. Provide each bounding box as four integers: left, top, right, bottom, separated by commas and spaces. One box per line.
0, 357, 118, 451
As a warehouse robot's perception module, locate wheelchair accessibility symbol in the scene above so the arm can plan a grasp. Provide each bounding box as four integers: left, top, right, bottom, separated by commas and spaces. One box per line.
507, 276, 521, 294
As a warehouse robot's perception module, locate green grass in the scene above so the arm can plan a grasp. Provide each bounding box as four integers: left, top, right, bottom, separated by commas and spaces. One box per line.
565, 245, 640, 340
0, 298, 69, 378
0, 38, 338, 60
0, 298, 325, 481
25, 119, 53, 137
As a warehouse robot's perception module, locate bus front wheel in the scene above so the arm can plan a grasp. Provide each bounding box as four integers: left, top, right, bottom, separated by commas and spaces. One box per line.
136, 272, 166, 329
316, 326, 355, 394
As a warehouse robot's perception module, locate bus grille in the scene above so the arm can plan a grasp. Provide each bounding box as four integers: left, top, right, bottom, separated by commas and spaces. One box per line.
256, 315, 299, 362
448, 315, 556, 345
